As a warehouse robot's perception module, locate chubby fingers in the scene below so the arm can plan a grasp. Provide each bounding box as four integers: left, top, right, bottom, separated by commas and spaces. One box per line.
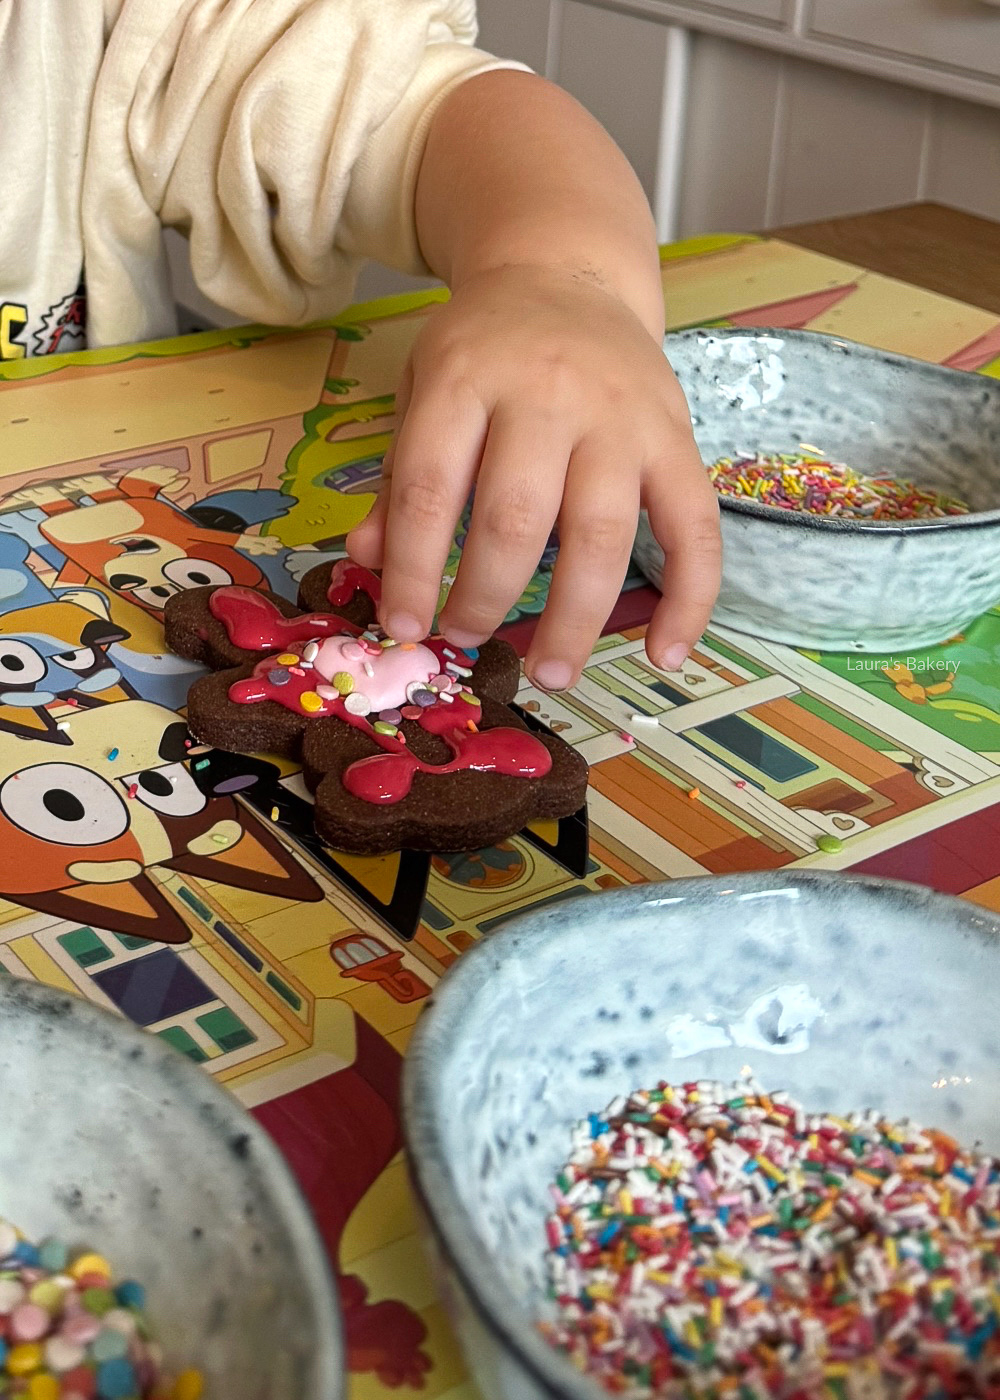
365, 375, 488, 643
437, 404, 571, 647
642, 441, 722, 672
524, 439, 639, 691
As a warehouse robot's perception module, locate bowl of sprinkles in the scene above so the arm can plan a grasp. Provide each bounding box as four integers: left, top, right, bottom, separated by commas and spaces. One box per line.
402, 871, 1000, 1400
631, 328, 1000, 651
0, 978, 343, 1400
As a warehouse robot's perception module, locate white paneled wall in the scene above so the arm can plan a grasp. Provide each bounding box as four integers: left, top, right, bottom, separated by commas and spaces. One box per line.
167, 0, 1000, 324
757, 53, 930, 227
479, 0, 1000, 239
924, 92, 1000, 222
672, 37, 1000, 235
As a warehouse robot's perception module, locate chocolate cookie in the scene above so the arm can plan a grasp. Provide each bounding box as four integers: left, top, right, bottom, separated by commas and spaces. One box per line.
164, 560, 589, 854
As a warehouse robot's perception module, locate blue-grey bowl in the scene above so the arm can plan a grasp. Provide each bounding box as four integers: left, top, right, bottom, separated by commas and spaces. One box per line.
632, 328, 1000, 652
0, 977, 343, 1400
403, 871, 1000, 1400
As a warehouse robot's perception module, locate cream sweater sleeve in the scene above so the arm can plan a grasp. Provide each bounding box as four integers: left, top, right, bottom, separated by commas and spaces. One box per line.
82, 0, 529, 348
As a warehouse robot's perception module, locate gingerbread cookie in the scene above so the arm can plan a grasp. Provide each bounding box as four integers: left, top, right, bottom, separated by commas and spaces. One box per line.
164, 560, 589, 854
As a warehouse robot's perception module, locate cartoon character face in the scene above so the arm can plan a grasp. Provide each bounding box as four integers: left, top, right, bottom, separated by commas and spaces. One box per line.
0, 699, 322, 942
98, 531, 237, 610
0, 702, 222, 894
0, 600, 128, 709
41, 497, 264, 614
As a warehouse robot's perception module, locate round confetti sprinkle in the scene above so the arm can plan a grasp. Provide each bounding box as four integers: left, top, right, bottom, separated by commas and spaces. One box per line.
373, 721, 399, 736
379, 709, 403, 725
90, 1330, 128, 1364
37, 1240, 68, 1274
70, 1255, 112, 1283
413, 689, 437, 708
8, 1342, 43, 1375
266, 668, 289, 687
816, 833, 845, 853
172, 1369, 204, 1400
302, 640, 320, 664
709, 452, 970, 521
113, 1281, 145, 1311
27, 1372, 59, 1400
11, 1304, 50, 1342
298, 691, 324, 713
331, 671, 355, 695
45, 1336, 85, 1373
343, 692, 371, 717
275, 652, 299, 666
542, 1079, 1000, 1399
341, 641, 365, 663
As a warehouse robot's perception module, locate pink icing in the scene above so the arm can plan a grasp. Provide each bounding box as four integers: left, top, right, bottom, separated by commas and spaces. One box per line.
312, 636, 438, 710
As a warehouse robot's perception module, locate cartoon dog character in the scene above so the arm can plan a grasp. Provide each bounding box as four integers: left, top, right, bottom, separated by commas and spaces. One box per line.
0, 699, 323, 942
17, 466, 336, 614
0, 534, 132, 739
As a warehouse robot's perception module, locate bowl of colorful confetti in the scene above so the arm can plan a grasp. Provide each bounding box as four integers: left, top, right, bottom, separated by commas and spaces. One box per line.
632, 328, 1000, 651
0, 977, 343, 1400
403, 870, 1000, 1400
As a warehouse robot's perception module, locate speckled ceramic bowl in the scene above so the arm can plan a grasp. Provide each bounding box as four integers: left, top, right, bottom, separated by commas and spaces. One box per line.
632, 328, 1000, 652
403, 871, 1000, 1400
0, 978, 343, 1400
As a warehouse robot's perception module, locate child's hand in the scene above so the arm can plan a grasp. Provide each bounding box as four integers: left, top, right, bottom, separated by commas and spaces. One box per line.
347, 263, 720, 690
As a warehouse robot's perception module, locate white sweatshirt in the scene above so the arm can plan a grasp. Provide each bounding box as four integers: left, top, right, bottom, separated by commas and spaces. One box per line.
0, 0, 522, 358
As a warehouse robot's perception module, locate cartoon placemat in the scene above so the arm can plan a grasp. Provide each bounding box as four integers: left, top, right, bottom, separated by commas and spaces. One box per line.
1, 234, 999, 1398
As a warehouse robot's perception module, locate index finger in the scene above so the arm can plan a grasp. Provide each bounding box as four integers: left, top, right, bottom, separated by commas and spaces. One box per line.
376, 379, 488, 642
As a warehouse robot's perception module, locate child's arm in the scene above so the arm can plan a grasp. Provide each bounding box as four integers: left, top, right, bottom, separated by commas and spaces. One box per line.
347, 70, 721, 689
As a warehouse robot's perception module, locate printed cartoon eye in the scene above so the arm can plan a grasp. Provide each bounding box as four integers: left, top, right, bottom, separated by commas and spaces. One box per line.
0, 764, 129, 846
54, 647, 97, 672
163, 559, 234, 591
122, 762, 206, 817
0, 640, 46, 686
129, 583, 179, 609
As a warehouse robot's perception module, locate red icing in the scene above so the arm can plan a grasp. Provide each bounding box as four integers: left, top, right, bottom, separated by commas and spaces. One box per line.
342, 724, 552, 804
207, 574, 551, 806
326, 559, 382, 609
209, 587, 361, 651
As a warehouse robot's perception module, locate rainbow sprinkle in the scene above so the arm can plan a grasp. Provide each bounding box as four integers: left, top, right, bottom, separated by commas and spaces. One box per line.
541, 1080, 1000, 1398
709, 453, 970, 521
